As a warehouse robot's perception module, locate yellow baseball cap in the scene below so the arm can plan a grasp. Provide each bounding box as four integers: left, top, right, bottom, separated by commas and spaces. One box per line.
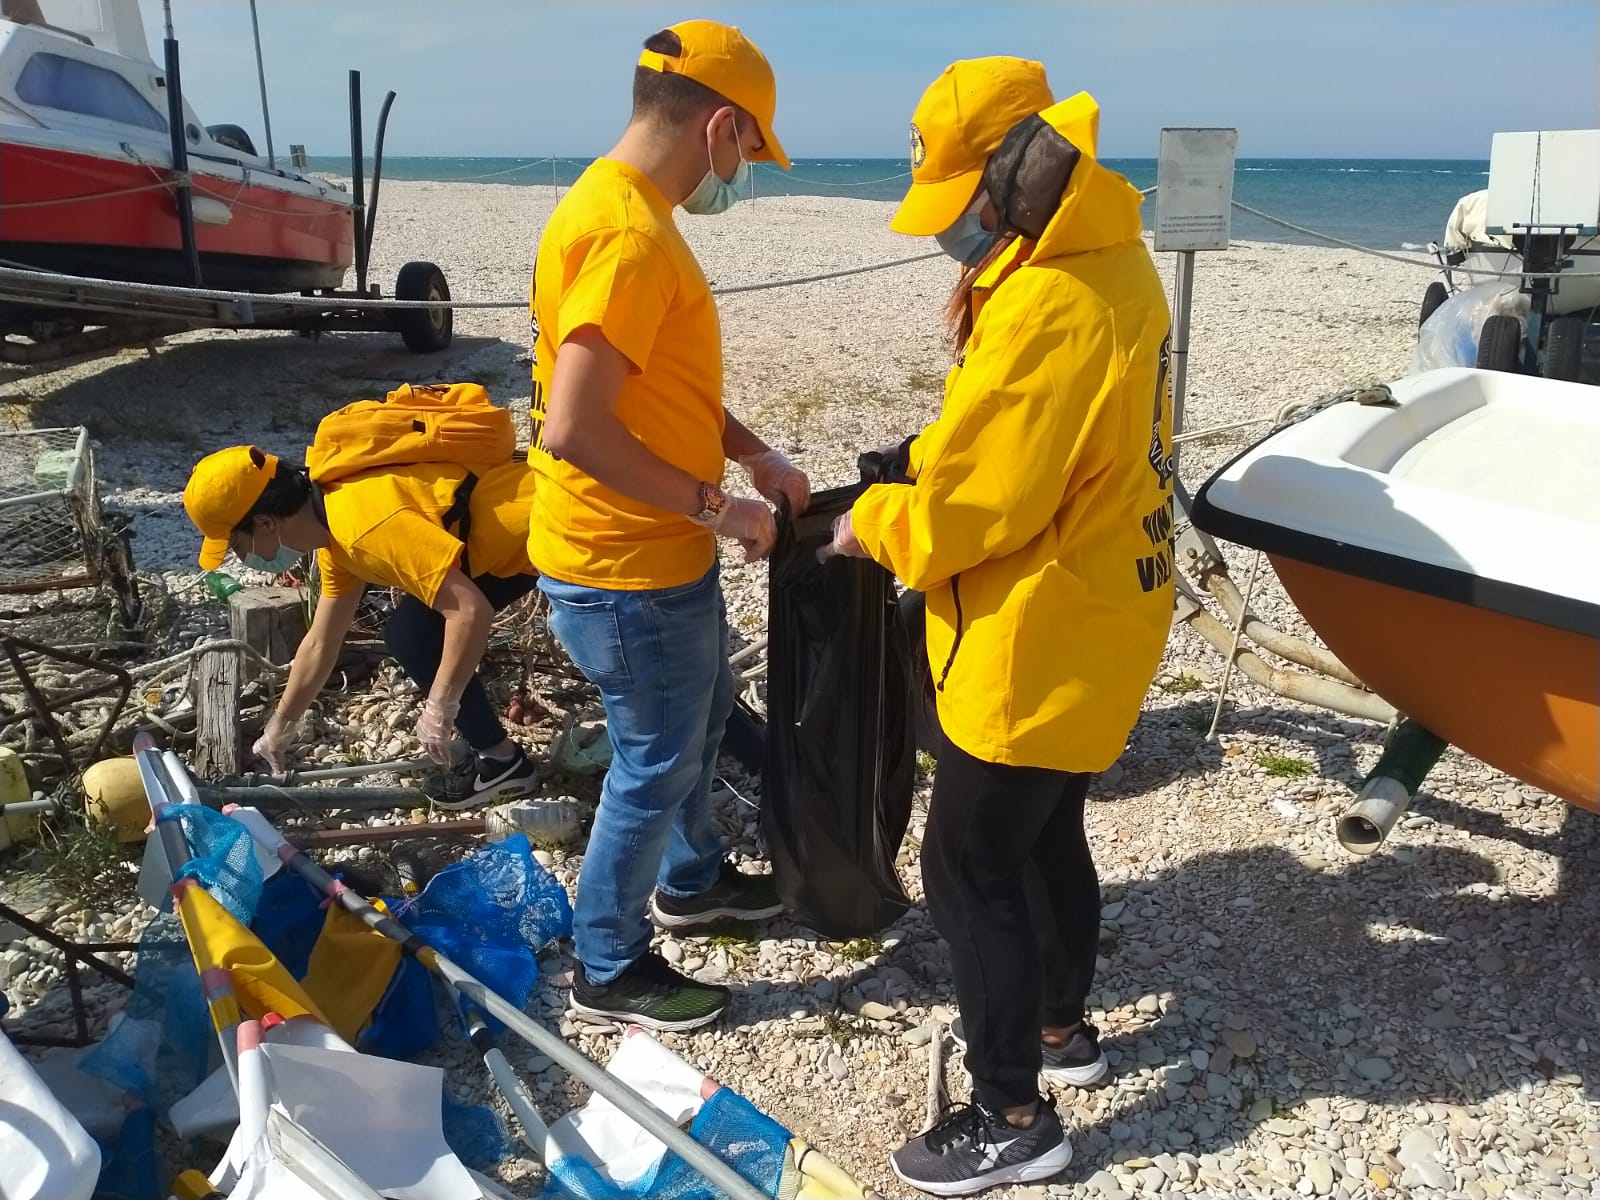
183, 446, 279, 569
638, 19, 790, 170
891, 57, 1055, 236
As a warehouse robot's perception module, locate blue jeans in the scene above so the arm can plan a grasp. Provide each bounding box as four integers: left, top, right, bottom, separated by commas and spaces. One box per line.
539, 564, 733, 983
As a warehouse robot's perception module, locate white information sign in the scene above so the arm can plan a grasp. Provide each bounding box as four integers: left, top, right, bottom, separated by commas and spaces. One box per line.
1154, 128, 1238, 252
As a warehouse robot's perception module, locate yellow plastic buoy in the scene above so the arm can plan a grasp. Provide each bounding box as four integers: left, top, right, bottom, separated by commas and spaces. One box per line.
82, 757, 150, 844
0, 746, 34, 851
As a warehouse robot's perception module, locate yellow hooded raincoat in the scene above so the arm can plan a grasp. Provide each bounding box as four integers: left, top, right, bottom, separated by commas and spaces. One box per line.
851, 95, 1175, 773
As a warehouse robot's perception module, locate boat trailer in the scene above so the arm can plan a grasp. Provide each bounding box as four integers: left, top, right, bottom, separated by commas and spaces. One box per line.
0, 65, 453, 366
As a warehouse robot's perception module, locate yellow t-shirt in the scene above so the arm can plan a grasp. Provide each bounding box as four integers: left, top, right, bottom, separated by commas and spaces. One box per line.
316, 460, 537, 606
527, 157, 724, 591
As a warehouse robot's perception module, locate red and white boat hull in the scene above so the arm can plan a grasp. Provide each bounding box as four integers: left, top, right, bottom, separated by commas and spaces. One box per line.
0, 138, 353, 294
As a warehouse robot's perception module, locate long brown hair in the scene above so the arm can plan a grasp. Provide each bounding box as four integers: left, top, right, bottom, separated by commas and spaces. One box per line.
942, 233, 1020, 358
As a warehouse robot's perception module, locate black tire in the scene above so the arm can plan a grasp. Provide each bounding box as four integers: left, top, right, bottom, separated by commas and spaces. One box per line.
1475, 314, 1522, 373
897, 589, 942, 758
394, 261, 453, 354
1419, 281, 1448, 329
1543, 313, 1589, 382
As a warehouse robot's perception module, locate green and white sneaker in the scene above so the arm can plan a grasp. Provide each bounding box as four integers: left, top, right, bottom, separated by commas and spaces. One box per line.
567, 951, 729, 1033
649, 862, 784, 929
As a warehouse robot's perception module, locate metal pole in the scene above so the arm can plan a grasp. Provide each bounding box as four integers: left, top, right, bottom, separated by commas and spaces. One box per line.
198, 784, 430, 809
247, 0, 275, 168
349, 71, 368, 295
162, 34, 203, 286
1169, 249, 1195, 476
363, 91, 397, 267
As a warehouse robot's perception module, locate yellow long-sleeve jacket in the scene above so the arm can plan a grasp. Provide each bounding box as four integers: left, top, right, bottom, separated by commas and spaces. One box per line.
852, 98, 1175, 772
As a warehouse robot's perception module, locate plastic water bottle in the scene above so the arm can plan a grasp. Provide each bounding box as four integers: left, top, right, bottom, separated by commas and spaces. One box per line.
484, 796, 582, 846
205, 571, 242, 601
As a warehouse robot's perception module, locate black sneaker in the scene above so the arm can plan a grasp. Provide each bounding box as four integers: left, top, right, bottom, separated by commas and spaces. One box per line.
435, 747, 538, 810
567, 951, 729, 1032
649, 861, 784, 929
891, 1100, 1072, 1196
951, 1015, 1109, 1087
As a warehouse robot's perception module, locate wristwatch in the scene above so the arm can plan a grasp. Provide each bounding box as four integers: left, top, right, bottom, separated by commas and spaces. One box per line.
689, 481, 727, 526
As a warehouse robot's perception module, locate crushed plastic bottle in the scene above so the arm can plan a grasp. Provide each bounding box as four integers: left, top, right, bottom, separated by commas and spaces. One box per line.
484, 796, 582, 846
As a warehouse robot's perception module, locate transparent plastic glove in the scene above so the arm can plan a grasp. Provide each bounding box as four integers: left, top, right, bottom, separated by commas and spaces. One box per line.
817, 510, 867, 563
251, 711, 293, 775
739, 450, 810, 515
709, 495, 777, 562
415, 695, 461, 766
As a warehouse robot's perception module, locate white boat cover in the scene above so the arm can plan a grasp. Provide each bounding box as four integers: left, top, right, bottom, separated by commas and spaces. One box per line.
1197, 368, 1600, 626
1443, 189, 1600, 313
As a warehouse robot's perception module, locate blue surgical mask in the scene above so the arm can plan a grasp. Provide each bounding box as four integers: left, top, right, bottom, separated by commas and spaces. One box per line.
682, 118, 752, 216
244, 526, 301, 575
937, 209, 1000, 268
246, 545, 301, 574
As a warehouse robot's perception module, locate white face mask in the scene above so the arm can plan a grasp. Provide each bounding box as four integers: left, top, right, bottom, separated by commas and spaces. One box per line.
682, 114, 752, 215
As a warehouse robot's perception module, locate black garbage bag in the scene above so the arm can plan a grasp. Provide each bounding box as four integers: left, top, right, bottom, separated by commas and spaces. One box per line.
762, 481, 915, 938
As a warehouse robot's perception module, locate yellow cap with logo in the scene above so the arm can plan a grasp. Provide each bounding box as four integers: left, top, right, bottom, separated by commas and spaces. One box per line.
183, 446, 280, 569
638, 20, 790, 170
891, 57, 1055, 236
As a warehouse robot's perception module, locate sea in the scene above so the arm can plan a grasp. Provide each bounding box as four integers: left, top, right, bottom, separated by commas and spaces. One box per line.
306, 155, 1489, 251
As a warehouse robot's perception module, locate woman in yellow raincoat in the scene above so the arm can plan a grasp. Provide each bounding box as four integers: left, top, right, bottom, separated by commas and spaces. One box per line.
824, 59, 1175, 1195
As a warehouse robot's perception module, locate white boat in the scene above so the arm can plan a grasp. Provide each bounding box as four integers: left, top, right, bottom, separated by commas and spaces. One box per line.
1192, 367, 1600, 811
0, 0, 354, 293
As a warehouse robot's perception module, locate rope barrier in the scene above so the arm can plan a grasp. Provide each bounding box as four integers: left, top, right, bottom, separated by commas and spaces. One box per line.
757, 164, 914, 188
0, 175, 1593, 315
0, 248, 948, 310
713, 251, 943, 296
1228, 199, 1600, 279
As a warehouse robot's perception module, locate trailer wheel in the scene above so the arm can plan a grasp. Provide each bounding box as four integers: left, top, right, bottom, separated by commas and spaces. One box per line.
1419, 281, 1448, 328
1475, 314, 1522, 373
394, 261, 453, 353
1543, 312, 1590, 382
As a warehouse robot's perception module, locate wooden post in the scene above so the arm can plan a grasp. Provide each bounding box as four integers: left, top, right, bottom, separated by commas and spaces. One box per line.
228, 586, 308, 680
191, 649, 241, 779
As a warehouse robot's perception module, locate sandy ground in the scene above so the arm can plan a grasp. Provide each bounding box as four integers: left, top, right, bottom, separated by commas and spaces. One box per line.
1, 180, 1596, 1200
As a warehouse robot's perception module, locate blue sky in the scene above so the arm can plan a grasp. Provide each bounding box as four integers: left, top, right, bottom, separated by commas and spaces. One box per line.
156, 1, 1597, 160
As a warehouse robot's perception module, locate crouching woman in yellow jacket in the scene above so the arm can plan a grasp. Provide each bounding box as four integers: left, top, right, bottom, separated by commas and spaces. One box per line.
824, 60, 1175, 1195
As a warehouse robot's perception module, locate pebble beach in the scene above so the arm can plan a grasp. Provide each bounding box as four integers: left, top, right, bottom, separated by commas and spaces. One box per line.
1, 179, 1596, 1200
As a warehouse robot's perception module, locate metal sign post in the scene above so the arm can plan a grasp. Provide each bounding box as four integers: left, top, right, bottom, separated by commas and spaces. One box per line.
1154, 128, 1238, 472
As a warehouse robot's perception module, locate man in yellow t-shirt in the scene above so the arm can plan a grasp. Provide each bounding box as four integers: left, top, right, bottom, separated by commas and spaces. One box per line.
183, 444, 540, 808
528, 20, 809, 1032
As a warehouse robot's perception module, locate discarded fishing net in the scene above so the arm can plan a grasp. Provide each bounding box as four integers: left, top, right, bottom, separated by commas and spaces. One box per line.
166, 803, 265, 923
79, 912, 208, 1108
545, 1088, 789, 1200
81, 804, 263, 1106
539, 1031, 881, 1200
397, 832, 573, 1022
442, 1097, 516, 1174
